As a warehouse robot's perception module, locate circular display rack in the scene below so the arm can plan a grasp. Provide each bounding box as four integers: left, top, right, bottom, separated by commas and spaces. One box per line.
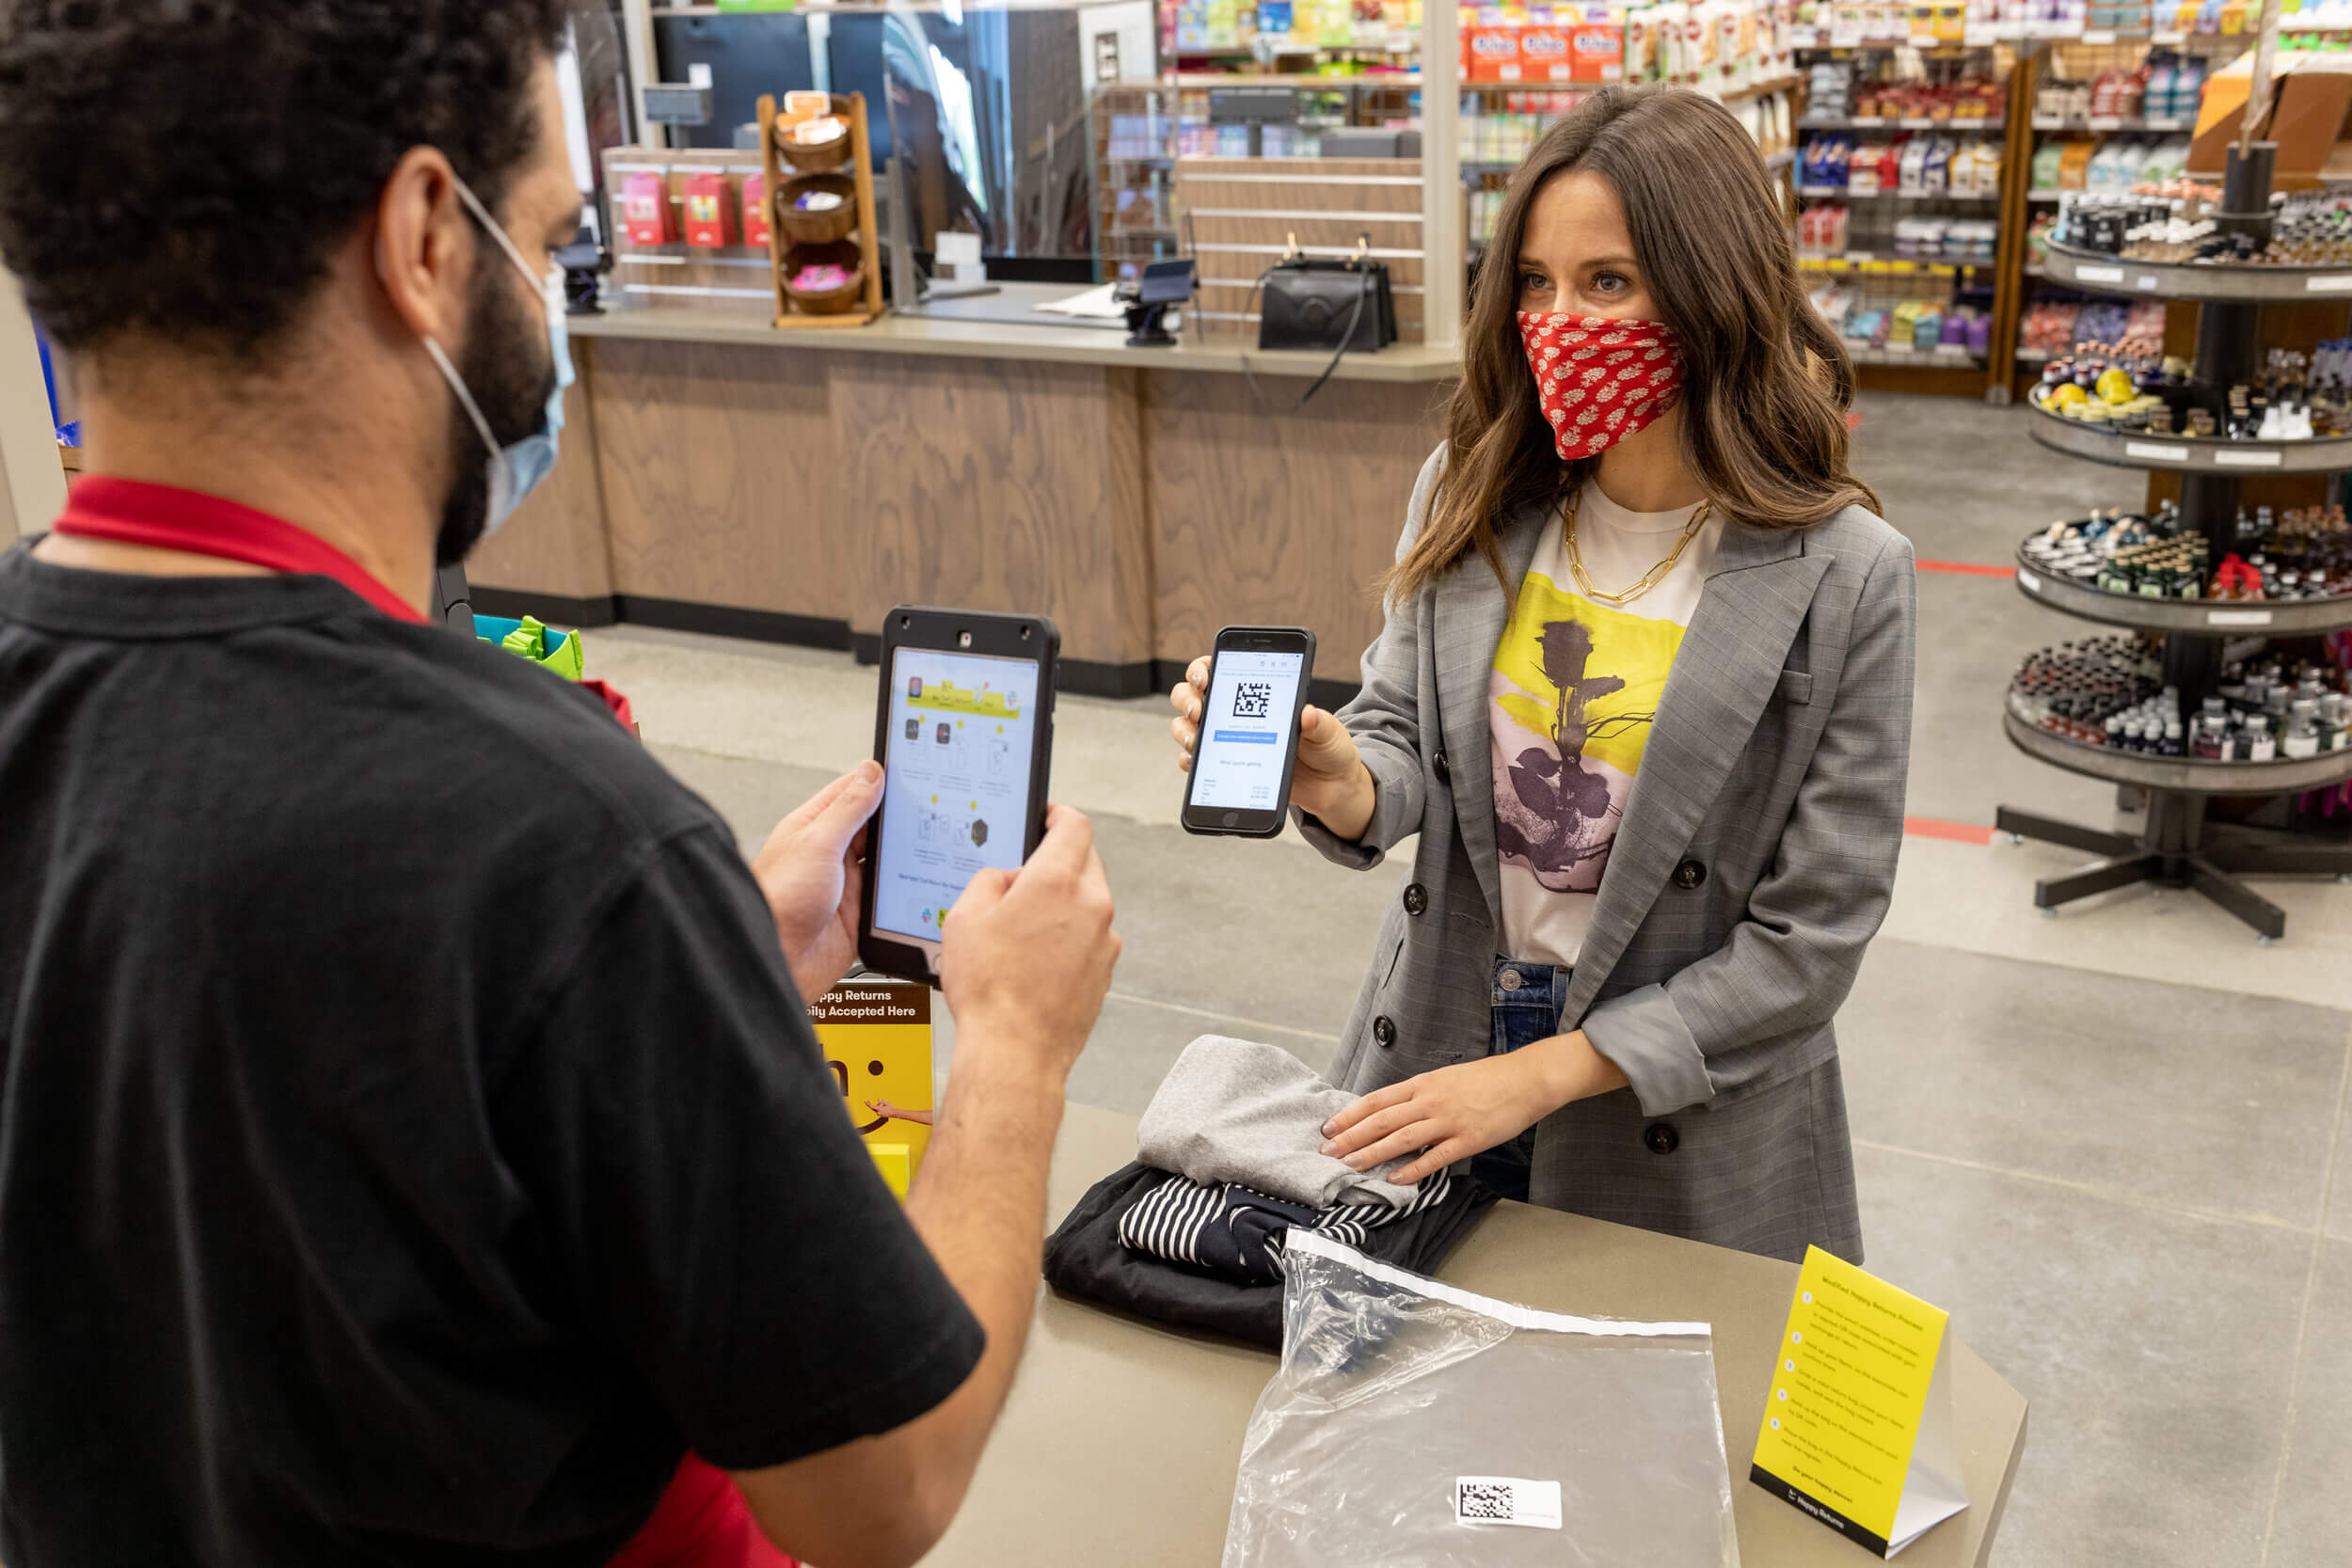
2003, 711, 2352, 796
2010, 544, 2352, 636
2025, 403, 2352, 474
2042, 240, 2352, 303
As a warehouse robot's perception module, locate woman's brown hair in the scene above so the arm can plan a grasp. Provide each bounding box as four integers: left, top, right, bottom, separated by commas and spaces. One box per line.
1386, 85, 1881, 606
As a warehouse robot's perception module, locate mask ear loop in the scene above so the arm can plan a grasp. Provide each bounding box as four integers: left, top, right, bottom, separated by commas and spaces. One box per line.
376, 174, 541, 461
449, 175, 543, 293
420, 336, 501, 458
372, 211, 506, 487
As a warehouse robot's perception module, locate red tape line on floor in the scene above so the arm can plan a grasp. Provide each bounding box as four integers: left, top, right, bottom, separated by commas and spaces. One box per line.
1904, 816, 1995, 846
1914, 559, 2014, 578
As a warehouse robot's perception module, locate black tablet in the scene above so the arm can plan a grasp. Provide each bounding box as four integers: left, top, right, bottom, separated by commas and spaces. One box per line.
857, 606, 1059, 986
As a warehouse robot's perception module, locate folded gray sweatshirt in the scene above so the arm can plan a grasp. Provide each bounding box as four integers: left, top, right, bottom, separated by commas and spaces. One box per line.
1135, 1035, 1421, 1210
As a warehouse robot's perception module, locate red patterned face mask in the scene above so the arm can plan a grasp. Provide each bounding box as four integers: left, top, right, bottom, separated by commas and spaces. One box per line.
1518, 312, 1685, 462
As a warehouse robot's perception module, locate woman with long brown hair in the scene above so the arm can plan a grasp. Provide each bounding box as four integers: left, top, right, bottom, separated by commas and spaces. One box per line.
1170, 85, 1915, 1261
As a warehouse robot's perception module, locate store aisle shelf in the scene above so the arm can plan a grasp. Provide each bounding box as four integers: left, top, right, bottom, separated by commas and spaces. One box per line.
1798, 116, 2007, 132
1846, 344, 1987, 366
2011, 550, 2352, 636
1800, 253, 1992, 273
1791, 35, 1998, 53
1170, 71, 1420, 87
2041, 241, 2352, 302
2003, 711, 2352, 796
1799, 185, 2003, 201
2028, 114, 2194, 133
2026, 404, 2352, 474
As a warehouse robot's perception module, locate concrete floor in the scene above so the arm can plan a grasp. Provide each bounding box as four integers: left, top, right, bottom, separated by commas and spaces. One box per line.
581, 390, 2351, 1568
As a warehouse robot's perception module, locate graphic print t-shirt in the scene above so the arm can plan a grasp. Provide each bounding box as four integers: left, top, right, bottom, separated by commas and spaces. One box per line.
1489, 481, 1724, 966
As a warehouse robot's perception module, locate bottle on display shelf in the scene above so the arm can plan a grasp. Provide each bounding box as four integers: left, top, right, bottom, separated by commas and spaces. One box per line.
2025, 504, 2350, 604
2009, 640, 2352, 761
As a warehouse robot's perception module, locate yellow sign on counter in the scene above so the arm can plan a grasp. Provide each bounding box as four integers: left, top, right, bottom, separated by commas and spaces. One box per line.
808, 979, 933, 1200
1750, 1246, 1968, 1558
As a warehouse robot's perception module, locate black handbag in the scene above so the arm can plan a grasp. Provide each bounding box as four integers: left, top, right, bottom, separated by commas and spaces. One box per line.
1248, 232, 1398, 408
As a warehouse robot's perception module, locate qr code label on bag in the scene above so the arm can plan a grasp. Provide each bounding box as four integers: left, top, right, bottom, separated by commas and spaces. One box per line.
1231, 681, 1273, 719
1453, 1476, 1563, 1530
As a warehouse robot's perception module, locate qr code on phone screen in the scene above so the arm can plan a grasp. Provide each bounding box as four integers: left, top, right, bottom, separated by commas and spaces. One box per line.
1456, 1482, 1515, 1522
1232, 681, 1273, 719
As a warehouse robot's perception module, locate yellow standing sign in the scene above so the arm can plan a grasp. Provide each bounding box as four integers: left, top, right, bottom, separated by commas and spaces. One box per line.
807, 979, 933, 1200
1750, 1246, 1968, 1557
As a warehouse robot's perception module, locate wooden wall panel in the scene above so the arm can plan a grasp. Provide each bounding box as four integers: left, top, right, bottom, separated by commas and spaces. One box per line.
466, 366, 613, 602
591, 337, 848, 619
832, 356, 1155, 666
1144, 369, 1450, 682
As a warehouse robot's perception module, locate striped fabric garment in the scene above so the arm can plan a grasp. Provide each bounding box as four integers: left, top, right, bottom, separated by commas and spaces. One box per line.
1115, 1169, 1455, 1285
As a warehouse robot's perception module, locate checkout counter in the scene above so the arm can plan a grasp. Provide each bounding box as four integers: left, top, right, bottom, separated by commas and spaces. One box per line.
927, 1104, 2027, 1567
469, 283, 1462, 696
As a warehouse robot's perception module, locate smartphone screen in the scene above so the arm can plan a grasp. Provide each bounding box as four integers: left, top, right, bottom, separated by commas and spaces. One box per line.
871, 646, 1041, 947
1187, 648, 1308, 813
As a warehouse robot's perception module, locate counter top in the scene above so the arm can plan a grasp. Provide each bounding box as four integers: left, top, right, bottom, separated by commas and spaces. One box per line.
922, 1102, 2027, 1568
571, 282, 1465, 383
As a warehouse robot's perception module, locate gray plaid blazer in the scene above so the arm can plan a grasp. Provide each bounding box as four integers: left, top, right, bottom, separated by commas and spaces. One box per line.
1298, 447, 1915, 1263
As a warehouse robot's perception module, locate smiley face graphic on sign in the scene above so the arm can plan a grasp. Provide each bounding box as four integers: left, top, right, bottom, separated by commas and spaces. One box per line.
809, 982, 935, 1180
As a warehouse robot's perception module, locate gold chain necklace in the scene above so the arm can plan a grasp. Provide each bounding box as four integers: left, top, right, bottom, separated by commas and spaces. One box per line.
1561, 488, 1712, 608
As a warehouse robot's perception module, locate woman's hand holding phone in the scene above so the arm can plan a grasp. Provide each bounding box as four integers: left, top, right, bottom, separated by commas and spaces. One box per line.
1168, 655, 1376, 842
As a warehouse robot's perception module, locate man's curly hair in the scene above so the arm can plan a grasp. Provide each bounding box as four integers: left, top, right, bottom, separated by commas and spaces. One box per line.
0, 0, 565, 358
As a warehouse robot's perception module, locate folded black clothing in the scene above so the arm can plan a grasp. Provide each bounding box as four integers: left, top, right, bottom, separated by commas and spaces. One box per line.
1043, 1162, 1501, 1350
1114, 1169, 1460, 1287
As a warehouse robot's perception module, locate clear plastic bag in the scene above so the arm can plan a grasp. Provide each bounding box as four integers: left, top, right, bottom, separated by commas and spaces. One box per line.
1222, 1229, 1742, 1568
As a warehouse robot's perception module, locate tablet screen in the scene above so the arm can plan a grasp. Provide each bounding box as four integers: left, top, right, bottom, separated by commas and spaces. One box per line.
872, 646, 1041, 948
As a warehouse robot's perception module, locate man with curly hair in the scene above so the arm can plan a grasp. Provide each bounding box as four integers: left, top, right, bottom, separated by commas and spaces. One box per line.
0, 5, 1121, 1565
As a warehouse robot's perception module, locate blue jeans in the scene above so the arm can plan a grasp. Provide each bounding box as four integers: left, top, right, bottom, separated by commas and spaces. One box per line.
1470, 958, 1569, 1202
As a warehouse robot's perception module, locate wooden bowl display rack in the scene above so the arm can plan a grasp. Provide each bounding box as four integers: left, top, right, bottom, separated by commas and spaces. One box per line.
759, 89, 883, 329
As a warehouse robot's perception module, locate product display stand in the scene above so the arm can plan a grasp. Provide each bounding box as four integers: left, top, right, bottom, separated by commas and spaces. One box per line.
1998, 140, 2352, 941
758, 91, 885, 330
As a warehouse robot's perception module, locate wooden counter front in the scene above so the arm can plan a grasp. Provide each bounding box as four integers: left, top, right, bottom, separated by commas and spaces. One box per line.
465, 311, 1451, 694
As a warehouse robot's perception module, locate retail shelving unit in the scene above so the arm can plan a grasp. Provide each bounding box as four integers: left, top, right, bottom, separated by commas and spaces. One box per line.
1996, 148, 2352, 940
1789, 37, 2021, 397
2026, 399, 2352, 470
1092, 82, 1182, 278
2006, 32, 2257, 393
2041, 236, 2352, 299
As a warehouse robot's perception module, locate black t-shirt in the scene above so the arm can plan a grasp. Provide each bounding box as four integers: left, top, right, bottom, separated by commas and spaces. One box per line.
0, 543, 984, 1567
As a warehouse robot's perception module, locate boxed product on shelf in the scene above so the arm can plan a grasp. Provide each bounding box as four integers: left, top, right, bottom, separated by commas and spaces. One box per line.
1947, 216, 1999, 260
2021, 297, 2082, 356
1810, 277, 1859, 331
1465, 24, 1523, 81
1797, 198, 1852, 253
741, 171, 771, 250
1621, 0, 1789, 88
621, 170, 675, 247
1461, 91, 1588, 165
1807, 57, 1852, 118
682, 172, 736, 249
1851, 139, 1899, 192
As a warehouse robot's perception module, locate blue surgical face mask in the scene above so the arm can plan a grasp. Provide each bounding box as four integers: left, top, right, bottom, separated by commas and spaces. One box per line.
417, 176, 574, 539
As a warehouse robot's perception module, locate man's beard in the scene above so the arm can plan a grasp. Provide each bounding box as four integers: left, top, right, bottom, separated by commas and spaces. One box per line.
434, 263, 555, 567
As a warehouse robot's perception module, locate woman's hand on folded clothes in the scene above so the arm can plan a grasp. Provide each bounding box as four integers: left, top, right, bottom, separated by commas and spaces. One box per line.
1168, 655, 1377, 840
1318, 1032, 1628, 1185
